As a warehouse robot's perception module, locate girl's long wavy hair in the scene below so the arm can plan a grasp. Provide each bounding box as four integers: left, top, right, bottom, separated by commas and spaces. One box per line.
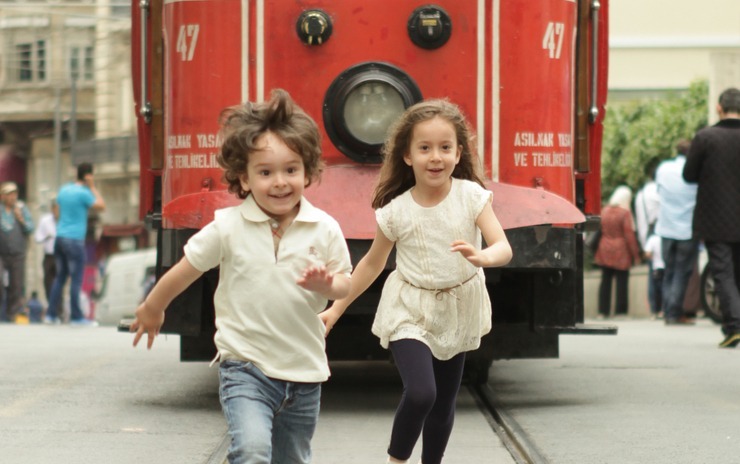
372, 99, 485, 209
217, 89, 324, 199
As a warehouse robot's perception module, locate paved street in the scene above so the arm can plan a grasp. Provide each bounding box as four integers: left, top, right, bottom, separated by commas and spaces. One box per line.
0, 325, 225, 464
2, 316, 738, 463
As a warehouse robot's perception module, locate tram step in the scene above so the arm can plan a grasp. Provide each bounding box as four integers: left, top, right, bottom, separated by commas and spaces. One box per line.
117, 318, 134, 332
555, 323, 618, 335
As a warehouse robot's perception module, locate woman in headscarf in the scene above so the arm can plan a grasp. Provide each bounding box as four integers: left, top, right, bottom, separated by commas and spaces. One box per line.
595, 185, 642, 318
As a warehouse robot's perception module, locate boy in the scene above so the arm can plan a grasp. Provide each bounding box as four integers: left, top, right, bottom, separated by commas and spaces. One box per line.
132, 89, 352, 463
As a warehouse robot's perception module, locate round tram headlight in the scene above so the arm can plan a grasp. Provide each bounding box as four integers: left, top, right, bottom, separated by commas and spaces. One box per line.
344, 82, 405, 145
324, 62, 422, 164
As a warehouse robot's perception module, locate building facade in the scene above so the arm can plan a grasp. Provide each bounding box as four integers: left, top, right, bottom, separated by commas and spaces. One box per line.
0, 0, 140, 309
1, 0, 738, 310
609, 0, 740, 122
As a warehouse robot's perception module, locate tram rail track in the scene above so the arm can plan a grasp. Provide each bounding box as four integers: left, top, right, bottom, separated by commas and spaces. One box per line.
469, 383, 549, 464
206, 433, 230, 464
206, 385, 547, 464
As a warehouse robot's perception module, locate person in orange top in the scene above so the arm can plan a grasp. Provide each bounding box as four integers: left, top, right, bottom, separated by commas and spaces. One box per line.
594, 185, 642, 318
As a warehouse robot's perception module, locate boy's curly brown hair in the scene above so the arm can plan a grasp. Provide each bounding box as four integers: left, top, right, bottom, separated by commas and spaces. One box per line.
217, 89, 324, 199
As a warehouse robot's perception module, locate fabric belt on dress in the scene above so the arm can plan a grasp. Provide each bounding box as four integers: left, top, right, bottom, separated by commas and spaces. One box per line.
400, 272, 478, 300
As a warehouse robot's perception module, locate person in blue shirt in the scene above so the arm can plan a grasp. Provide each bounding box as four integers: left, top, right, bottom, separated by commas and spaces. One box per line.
46, 163, 105, 325
655, 139, 698, 325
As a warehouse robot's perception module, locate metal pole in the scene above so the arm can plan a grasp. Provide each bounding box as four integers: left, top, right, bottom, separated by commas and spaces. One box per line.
70, 75, 78, 146
53, 86, 62, 190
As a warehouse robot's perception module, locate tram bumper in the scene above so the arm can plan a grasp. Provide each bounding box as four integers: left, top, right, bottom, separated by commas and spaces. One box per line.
480, 225, 617, 362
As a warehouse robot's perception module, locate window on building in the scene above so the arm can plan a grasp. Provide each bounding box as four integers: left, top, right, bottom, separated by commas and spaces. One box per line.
70, 45, 94, 82
111, 5, 131, 17
15, 39, 46, 82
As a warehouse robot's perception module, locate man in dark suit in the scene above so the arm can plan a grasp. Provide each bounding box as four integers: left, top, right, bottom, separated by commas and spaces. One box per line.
683, 87, 740, 348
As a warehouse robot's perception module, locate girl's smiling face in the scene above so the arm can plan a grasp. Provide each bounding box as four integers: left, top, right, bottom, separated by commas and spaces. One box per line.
239, 131, 307, 222
403, 116, 461, 192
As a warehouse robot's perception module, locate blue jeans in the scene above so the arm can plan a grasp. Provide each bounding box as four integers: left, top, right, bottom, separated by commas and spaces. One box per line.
48, 237, 86, 321
218, 360, 320, 464
661, 237, 698, 321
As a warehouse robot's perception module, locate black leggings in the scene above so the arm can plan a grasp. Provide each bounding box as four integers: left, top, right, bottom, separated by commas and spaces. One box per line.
388, 339, 466, 464
598, 267, 630, 316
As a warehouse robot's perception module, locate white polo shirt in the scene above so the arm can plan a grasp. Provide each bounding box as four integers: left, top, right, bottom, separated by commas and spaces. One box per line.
184, 195, 352, 383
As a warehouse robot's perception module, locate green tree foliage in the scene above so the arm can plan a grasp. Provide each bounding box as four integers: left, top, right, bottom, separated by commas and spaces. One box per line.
601, 79, 708, 201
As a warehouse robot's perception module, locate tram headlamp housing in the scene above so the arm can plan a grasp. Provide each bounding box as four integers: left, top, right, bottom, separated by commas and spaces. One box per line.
323, 62, 422, 164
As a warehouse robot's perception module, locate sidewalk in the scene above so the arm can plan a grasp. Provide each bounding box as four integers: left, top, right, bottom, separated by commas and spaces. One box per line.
584, 263, 650, 319
490, 317, 740, 463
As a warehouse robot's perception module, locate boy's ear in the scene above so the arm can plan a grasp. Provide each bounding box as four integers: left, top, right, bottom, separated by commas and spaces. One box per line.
238, 173, 250, 192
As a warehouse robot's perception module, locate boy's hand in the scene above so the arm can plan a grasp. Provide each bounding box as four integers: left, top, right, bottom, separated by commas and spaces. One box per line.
297, 265, 334, 295
130, 302, 165, 350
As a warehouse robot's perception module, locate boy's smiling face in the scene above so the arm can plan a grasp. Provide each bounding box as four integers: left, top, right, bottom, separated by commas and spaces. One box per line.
239, 131, 307, 222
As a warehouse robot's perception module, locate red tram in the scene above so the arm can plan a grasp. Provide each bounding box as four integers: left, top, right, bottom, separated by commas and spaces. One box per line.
132, 0, 613, 382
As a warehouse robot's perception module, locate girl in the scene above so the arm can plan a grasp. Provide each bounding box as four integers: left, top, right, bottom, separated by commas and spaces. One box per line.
320, 99, 512, 464
131, 89, 353, 464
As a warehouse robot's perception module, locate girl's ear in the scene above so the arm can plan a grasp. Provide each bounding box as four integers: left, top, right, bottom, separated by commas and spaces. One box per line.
455, 144, 463, 164
403, 152, 413, 166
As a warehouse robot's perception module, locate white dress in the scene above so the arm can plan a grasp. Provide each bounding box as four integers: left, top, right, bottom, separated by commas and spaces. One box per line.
372, 178, 493, 360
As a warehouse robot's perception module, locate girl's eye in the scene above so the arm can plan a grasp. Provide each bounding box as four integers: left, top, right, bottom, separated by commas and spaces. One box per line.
259, 170, 270, 176
287, 167, 297, 174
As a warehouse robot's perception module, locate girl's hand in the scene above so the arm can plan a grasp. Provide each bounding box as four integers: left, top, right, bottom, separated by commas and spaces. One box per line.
297, 265, 334, 295
319, 306, 341, 338
130, 302, 165, 349
450, 240, 486, 267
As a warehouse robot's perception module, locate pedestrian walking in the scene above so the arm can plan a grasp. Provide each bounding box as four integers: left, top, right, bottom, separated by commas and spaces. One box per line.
46, 163, 105, 325
0, 181, 34, 323
642, 233, 664, 319
656, 140, 698, 325
683, 87, 740, 347
594, 186, 641, 319
635, 161, 662, 318
34, 197, 58, 305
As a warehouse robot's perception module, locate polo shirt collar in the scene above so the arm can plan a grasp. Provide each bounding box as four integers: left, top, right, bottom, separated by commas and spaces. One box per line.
238, 194, 322, 224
